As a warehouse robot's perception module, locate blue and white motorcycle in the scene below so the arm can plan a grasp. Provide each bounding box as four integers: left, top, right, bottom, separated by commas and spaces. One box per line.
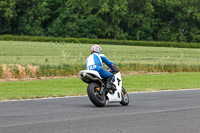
79, 70, 129, 107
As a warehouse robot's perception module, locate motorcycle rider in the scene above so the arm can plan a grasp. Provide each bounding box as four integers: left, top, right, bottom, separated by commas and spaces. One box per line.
86, 44, 118, 90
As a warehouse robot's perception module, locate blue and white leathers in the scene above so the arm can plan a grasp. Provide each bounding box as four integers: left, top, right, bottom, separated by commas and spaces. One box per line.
86, 53, 117, 79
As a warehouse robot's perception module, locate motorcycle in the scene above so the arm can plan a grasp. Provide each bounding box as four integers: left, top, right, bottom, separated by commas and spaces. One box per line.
78, 69, 129, 107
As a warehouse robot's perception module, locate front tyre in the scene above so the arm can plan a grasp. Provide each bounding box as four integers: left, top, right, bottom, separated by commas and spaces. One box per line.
87, 83, 106, 107
120, 87, 129, 106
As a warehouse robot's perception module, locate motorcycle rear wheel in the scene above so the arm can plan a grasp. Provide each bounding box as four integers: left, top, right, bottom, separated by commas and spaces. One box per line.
87, 83, 106, 107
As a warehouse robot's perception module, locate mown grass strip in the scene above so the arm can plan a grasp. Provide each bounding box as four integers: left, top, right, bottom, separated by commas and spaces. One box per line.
1, 35, 200, 48
0, 72, 199, 101
123, 72, 200, 92
1, 41, 200, 65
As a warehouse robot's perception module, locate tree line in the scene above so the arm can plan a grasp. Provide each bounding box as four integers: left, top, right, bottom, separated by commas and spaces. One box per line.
0, 0, 200, 42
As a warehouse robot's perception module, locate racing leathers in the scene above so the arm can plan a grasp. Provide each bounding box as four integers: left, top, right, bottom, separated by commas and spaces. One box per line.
86, 53, 118, 89
86, 53, 118, 78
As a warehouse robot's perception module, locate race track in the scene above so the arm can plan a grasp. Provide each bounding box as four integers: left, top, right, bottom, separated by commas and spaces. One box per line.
0, 89, 200, 133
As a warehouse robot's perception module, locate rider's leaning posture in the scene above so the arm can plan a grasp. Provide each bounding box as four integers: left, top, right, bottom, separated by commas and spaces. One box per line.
86, 45, 118, 89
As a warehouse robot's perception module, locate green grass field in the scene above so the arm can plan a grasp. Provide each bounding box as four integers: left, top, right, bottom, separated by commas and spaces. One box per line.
0, 72, 200, 101
0, 41, 200, 101
1, 41, 200, 65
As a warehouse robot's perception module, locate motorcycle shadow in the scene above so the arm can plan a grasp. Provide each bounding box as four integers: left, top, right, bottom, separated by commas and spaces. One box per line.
78, 103, 129, 108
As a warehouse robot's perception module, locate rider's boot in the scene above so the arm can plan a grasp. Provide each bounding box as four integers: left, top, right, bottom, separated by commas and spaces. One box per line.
106, 76, 116, 92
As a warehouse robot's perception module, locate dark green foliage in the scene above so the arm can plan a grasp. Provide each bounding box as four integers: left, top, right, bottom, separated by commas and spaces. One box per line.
1, 0, 200, 42
0, 0, 17, 34
192, 35, 200, 43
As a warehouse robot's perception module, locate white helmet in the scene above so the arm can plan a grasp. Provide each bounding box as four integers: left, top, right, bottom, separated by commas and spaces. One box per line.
91, 45, 102, 54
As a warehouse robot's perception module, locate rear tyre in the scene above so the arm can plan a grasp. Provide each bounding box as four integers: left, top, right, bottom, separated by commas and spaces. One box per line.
87, 83, 106, 107
120, 87, 129, 106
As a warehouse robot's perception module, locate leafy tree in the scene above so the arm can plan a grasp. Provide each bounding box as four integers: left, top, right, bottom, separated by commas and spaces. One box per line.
16, 0, 50, 35
125, 0, 154, 40
0, 0, 200, 42
152, 0, 200, 42
0, 0, 17, 34
97, 0, 128, 39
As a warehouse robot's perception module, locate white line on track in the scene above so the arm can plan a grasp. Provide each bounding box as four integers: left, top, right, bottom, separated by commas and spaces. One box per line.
0, 88, 200, 103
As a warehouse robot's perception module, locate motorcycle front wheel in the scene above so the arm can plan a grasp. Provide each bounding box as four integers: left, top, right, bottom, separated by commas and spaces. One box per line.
120, 87, 129, 106
87, 83, 106, 107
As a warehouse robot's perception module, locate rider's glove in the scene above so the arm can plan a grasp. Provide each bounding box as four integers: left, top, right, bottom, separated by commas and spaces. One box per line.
111, 64, 119, 72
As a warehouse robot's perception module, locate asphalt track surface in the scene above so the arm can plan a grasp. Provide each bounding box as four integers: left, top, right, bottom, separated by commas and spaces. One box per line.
0, 89, 200, 133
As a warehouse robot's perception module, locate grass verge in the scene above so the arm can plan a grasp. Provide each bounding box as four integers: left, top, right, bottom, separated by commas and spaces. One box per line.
0, 72, 200, 101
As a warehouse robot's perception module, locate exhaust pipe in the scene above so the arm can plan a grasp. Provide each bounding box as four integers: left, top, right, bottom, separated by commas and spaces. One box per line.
82, 73, 103, 84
